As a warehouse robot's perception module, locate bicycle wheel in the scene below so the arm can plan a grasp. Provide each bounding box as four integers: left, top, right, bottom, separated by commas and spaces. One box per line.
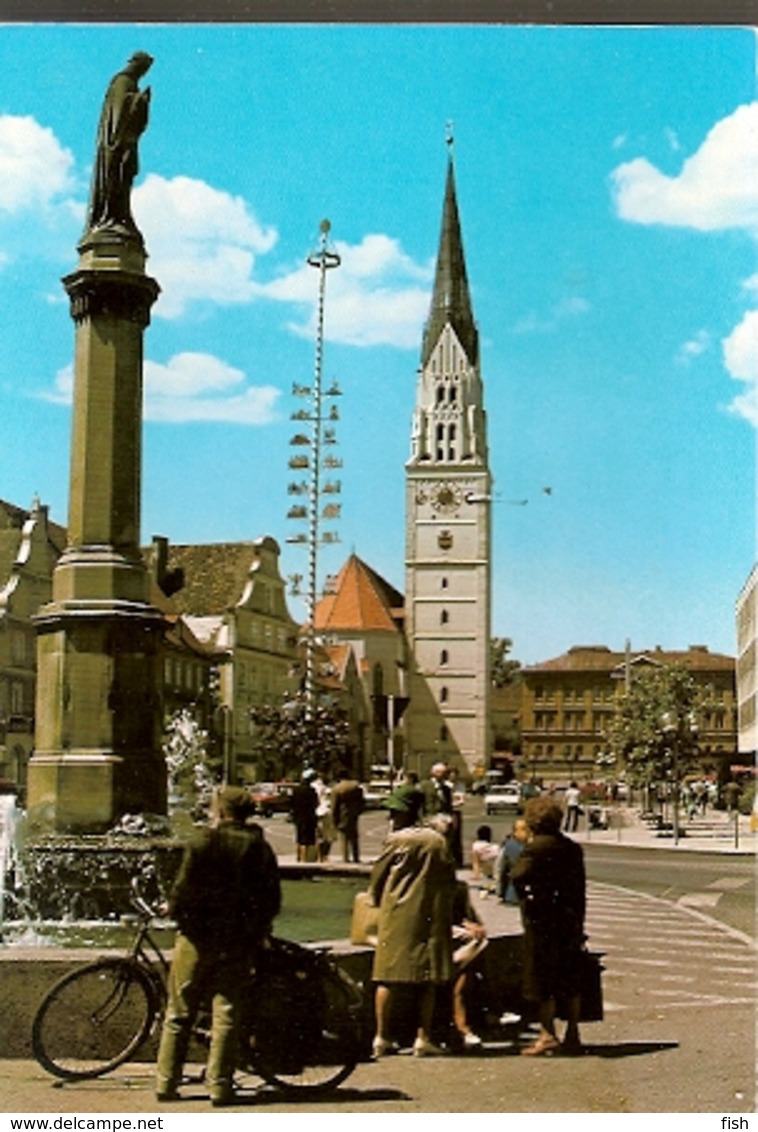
246, 944, 363, 1094
32, 958, 160, 1080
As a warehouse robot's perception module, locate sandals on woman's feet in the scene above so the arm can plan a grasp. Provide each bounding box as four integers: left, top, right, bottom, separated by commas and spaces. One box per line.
520, 1036, 561, 1057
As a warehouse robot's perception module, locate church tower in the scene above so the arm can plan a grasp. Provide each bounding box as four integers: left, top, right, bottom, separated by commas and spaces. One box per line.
404, 151, 492, 779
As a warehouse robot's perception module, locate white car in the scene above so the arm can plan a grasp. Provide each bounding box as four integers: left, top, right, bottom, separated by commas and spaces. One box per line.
484, 783, 522, 815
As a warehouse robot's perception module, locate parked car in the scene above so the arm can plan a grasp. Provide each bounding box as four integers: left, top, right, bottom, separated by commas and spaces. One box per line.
250, 782, 295, 818
484, 782, 522, 815
361, 780, 393, 810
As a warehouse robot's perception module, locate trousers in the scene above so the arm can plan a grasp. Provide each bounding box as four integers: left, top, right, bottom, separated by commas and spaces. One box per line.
155, 932, 252, 1100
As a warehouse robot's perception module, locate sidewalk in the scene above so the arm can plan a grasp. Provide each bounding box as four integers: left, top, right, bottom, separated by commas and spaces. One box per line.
559, 804, 755, 854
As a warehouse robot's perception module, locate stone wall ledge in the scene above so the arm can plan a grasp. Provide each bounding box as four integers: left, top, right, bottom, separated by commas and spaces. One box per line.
0, 930, 524, 1060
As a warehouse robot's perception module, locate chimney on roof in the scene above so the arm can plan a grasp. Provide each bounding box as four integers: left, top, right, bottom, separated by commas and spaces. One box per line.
151, 534, 184, 598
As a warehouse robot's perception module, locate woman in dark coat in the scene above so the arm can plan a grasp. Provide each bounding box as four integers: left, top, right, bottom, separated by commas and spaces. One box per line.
511, 795, 587, 1056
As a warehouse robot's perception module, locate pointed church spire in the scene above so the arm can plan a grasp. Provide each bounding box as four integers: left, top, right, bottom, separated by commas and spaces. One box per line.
421, 153, 478, 368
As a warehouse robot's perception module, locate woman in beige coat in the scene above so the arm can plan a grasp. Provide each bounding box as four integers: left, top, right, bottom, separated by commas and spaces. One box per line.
368, 819, 457, 1057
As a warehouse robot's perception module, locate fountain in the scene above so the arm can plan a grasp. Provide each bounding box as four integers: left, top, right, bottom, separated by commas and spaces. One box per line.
0, 792, 24, 933
0, 709, 218, 943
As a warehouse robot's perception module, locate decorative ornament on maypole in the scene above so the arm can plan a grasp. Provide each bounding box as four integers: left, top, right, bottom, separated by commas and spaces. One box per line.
286, 220, 341, 718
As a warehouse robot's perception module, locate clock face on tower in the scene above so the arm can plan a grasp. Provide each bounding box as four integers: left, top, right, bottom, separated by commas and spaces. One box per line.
429, 481, 462, 514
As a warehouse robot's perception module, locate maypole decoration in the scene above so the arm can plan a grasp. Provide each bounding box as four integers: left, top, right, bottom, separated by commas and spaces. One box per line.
286, 220, 342, 717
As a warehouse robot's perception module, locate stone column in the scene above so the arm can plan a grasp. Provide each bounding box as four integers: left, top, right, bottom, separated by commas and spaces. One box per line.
26, 228, 166, 834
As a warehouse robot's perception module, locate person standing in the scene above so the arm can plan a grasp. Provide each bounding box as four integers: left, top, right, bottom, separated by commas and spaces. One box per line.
422, 761, 453, 818
511, 795, 587, 1057
331, 768, 365, 863
563, 781, 582, 833
369, 817, 458, 1058
289, 768, 320, 862
155, 787, 281, 1106
447, 766, 466, 868
383, 771, 425, 831
314, 774, 335, 862
422, 763, 463, 864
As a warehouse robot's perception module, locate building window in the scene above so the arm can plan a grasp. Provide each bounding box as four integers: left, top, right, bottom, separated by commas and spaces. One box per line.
440, 649, 449, 666
11, 631, 26, 665
440, 609, 449, 625
440, 686, 449, 703
441, 577, 448, 589
447, 424, 456, 461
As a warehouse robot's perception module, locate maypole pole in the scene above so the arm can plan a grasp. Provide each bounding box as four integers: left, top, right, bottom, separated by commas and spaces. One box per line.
303, 220, 340, 717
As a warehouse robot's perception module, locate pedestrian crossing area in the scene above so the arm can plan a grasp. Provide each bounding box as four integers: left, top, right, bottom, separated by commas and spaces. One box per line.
584, 880, 757, 1014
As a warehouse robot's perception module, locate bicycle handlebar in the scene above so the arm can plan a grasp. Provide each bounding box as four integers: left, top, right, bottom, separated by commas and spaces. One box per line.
129, 874, 166, 920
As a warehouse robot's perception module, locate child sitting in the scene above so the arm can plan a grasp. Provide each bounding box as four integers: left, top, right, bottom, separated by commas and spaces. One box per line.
470, 824, 500, 896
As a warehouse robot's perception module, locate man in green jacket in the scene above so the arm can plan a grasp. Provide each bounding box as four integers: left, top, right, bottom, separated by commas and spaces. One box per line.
155, 787, 281, 1106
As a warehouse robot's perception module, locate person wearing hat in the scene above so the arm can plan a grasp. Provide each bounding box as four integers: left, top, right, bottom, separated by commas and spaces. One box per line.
155, 786, 281, 1106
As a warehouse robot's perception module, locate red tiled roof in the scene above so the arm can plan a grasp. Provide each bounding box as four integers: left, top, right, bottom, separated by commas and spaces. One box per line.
525, 644, 735, 674
314, 554, 404, 633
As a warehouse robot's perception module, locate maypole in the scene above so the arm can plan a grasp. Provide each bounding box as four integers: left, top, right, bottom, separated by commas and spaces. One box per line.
286, 220, 341, 718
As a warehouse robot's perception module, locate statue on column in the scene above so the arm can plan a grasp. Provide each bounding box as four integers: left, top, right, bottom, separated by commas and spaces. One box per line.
84, 52, 153, 236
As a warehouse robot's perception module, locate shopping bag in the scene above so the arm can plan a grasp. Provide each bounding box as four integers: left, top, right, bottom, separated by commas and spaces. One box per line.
350, 891, 379, 946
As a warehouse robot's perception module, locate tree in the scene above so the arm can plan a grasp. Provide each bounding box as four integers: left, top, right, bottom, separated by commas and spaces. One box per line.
249, 698, 356, 781
490, 637, 522, 688
603, 664, 709, 798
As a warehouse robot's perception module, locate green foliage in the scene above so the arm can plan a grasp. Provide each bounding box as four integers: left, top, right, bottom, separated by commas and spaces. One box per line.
249, 699, 356, 781
604, 664, 710, 786
738, 780, 755, 816
491, 637, 522, 688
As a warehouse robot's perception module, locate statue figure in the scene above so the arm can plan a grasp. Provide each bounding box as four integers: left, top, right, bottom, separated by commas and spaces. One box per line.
85, 52, 153, 235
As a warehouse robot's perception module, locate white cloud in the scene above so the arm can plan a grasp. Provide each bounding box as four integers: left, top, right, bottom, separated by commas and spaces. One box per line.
611, 103, 758, 233
612, 103, 758, 427
40, 352, 281, 426
144, 353, 280, 424
133, 174, 278, 319
259, 233, 433, 348
723, 310, 758, 412
676, 329, 711, 365
0, 115, 75, 213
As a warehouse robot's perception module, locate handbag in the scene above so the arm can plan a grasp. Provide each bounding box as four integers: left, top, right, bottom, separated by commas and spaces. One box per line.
555, 949, 605, 1021
350, 890, 379, 947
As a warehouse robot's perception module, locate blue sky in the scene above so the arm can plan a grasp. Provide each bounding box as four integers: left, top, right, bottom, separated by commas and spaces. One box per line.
0, 23, 755, 665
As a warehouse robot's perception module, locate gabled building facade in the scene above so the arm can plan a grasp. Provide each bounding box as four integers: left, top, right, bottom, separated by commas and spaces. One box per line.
404, 154, 492, 779
0, 499, 66, 795
148, 535, 300, 783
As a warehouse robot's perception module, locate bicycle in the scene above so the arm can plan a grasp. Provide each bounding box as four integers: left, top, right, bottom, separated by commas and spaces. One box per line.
32, 878, 367, 1094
